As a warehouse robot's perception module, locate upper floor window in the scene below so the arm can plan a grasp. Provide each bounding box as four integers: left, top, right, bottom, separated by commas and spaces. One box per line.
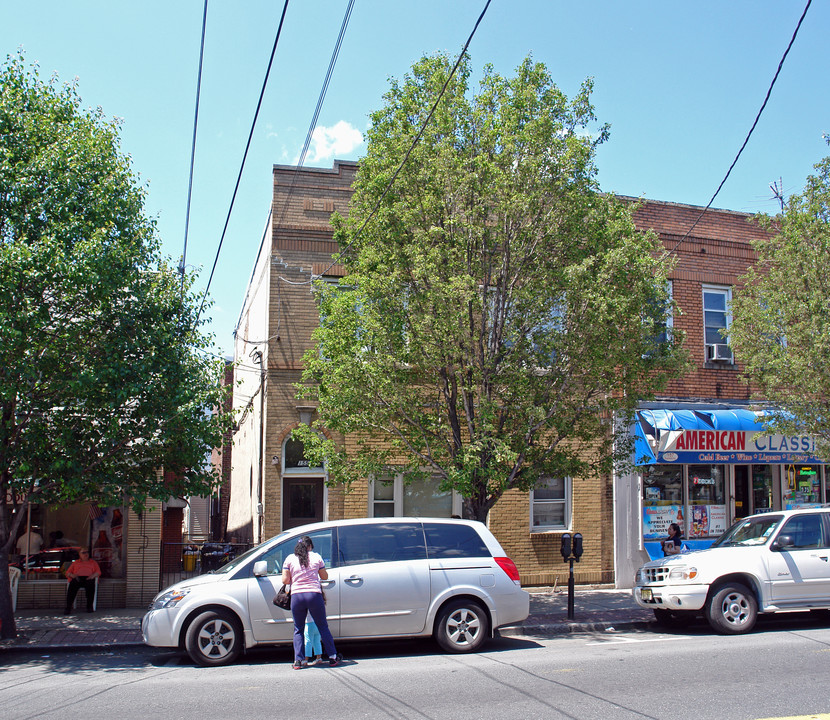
531, 476, 571, 531
370, 474, 462, 518
702, 285, 733, 364
643, 280, 673, 357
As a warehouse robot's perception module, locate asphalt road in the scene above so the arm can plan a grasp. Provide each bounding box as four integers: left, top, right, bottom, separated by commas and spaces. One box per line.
3, 614, 830, 720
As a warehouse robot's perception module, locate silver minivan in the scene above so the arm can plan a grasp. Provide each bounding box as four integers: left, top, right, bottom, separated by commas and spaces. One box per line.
142, 517, 530, 666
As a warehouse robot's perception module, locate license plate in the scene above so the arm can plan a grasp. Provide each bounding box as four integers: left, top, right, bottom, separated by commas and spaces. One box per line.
640, 588, 653, 601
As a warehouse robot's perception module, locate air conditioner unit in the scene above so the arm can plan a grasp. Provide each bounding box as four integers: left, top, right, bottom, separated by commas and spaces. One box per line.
706, 343, 733, 363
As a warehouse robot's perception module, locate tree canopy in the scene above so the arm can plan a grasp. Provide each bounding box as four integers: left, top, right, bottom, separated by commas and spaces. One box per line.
730, 148, 830, 455
295, 54, 686, 521
0, 54, 230, 636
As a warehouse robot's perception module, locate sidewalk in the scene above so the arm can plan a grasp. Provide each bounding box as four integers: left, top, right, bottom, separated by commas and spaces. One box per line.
0, 586, 654, 652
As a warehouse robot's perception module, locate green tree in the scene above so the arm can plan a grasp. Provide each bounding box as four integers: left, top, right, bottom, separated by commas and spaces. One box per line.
0, 54, 231, 637
730, 149, 830, 455
295, 54, 686, 522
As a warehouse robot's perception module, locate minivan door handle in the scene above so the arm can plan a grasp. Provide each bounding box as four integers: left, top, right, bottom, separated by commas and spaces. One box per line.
345, 574, 363, 585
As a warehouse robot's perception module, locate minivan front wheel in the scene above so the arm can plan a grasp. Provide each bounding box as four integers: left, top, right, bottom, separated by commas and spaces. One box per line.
434, 599, 489, 653
185, 609, 243, 666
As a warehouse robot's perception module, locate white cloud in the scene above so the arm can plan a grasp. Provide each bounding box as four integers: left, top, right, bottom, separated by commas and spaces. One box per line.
302, 120, 364, 163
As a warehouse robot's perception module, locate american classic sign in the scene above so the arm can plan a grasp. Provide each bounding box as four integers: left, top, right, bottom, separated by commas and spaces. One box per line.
654, 429, 821, 464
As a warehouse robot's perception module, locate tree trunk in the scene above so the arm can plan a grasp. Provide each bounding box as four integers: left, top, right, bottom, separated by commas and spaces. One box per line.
0, 549, 17, 639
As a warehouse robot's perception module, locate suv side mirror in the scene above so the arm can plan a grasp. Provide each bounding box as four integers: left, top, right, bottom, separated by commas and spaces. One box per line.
253, 560, 268, 576
771, 535, 794, 552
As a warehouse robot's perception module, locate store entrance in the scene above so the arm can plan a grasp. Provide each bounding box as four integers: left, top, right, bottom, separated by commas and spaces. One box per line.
734, 466, 750, 521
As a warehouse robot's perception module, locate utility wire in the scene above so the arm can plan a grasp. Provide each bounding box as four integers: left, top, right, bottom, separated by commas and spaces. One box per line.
179, 0, 209, 290
273, 0, 355, 231
665, 0, 812, 257
196, 0, 291, 325
310, 0, 493, 283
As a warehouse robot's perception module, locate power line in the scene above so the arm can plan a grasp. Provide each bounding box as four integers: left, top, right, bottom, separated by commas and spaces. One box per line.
179, 0, 209, 290
664, 0, 812, 257
273, 0, 355, 232
311, 0, 493, 283
196, 0, 291, 325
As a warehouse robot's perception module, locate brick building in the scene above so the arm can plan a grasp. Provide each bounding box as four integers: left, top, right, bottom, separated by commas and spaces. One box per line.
228, 160, 830, 588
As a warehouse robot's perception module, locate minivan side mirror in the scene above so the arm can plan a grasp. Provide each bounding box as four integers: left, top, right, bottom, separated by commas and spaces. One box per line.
771, 535, 795, 552
253, 560, 268, 577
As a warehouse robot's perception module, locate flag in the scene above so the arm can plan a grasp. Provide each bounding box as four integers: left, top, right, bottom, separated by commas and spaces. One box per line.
88, 503, 104, 520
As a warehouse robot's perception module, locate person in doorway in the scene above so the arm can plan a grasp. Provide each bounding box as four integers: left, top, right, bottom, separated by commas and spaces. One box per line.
16, 526, 44, 557
64, 549, 101, 614
281, 535, 339, 668
663, 523, 683, 556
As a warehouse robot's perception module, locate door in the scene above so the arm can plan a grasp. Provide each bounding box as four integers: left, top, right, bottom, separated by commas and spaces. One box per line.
247, 527, 339, 643
734, 465, 750, 520
336, 522, 431, 637
766, 513, 830, 604
283, 477, 324, 530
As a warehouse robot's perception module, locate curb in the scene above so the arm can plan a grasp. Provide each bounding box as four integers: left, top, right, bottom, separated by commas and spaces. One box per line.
499, 617, 654, 638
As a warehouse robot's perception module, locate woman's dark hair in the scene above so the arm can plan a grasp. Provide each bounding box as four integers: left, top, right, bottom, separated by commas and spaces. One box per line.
294, 535, 314, 568
669, 523, 682, 537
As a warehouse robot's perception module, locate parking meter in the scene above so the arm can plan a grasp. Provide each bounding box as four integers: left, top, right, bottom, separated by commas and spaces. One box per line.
572, 533, 583, 561
560, 533, 572, 562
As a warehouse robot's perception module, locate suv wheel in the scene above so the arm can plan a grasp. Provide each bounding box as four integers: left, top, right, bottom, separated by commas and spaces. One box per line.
434, 599, 489, 653
185, 609, 243, 666
705, 583, 757, 634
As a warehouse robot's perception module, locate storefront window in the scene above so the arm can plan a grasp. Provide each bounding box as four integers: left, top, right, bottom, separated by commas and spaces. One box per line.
641, 465, 683, 539
688, 464, 728, 538
783, 464, 822, 508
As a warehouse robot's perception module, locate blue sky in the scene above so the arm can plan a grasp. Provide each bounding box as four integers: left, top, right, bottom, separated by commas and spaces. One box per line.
2, 1, 827, 356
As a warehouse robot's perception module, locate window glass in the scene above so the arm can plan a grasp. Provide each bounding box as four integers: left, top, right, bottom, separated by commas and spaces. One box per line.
337, 523, 426, 566
688, 464, 727, 538
402, 478, 453, 516
424, 522, 490, 559
712, 514, 782, 547
254, 529, 335, 576
372, 475, 395, 517
780, 514, 826, 549
642, 465, 683, 539
703, 286, 732, 359
532, 476, 569, 529
783, 464, 822, 508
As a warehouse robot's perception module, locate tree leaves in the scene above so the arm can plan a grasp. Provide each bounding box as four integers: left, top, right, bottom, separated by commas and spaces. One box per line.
298, 54, 685, 520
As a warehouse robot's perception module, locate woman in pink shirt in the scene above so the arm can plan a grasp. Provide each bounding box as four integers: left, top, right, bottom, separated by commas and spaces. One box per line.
281, 536, 339, 668
64, 549, 101, 614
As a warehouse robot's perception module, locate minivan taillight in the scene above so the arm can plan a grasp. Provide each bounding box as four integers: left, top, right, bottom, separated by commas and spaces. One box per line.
494, 556, 521, 585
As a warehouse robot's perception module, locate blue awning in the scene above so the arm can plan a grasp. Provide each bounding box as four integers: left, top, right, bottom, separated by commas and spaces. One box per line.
635, 408, 822, 465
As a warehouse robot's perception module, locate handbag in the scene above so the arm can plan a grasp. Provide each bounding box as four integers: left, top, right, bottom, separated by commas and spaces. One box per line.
273, 583, 291, 610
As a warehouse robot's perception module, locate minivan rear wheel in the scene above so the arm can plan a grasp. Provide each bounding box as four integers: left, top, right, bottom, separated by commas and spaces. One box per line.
434, 599, 489, 653
185, 609, 243, 666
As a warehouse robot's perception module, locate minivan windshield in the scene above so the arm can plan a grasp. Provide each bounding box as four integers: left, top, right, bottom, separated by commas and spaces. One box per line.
711, 514, 783, 547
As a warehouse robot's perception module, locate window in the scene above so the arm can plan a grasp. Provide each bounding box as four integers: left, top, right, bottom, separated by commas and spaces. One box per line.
644, 281, 673, 357
253, 528, 335, 576
370, 474, 461, 517
337, 523, 426, 566
531, 476, 571, 530
779, 514, 827, 549
423, 522, 491, 559
702, 285, 733, 363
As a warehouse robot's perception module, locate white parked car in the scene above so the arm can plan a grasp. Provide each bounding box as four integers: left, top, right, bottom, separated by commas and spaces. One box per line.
633, 508, 830, 633
143, 517, 530, 666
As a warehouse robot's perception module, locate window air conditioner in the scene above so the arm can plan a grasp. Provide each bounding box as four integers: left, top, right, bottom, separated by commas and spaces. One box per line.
706, 343, 733, 363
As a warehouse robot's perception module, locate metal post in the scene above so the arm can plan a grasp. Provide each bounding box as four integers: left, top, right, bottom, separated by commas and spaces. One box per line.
567, 557, 575, 620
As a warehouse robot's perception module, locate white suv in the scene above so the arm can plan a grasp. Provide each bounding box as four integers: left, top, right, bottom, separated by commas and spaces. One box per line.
633, 508, 830, 633
143, 517, 529, 666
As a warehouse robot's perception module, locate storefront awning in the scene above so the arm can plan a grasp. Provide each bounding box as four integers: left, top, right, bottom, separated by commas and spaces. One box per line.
635, 408, 822, 465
